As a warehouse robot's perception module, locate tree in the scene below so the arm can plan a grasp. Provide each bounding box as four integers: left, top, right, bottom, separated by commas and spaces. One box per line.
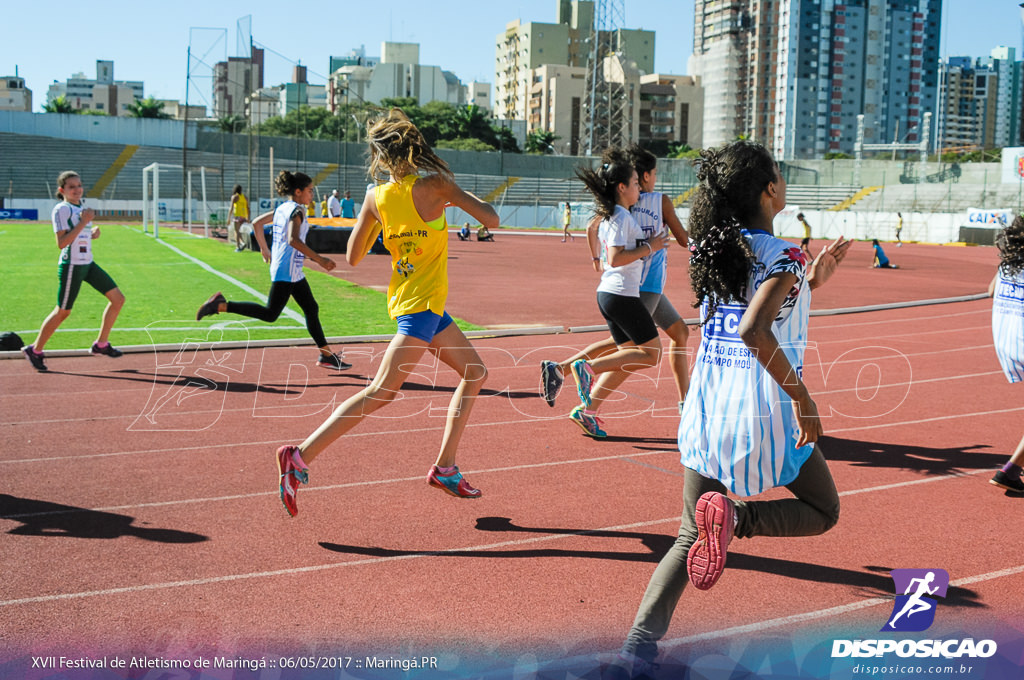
42, 95, 76, 114
126, 96, 171, 119
525, 129, 560, 154
437, 138, 496, 152
216, 114, 246, 133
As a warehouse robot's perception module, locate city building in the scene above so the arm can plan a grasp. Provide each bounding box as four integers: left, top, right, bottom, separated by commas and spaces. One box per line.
156, 100, 208, 120
692, 0, 941, 160
465, 81, 492, 111
0, 74, 32, 112
639, 73, 703, 154
46, 60, 143, 116
938, 48, 1024, 152
328, 42, 464, 110
214, 47, 264, 118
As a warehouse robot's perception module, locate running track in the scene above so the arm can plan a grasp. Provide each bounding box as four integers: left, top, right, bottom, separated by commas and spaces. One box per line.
2, 235, 1022, 679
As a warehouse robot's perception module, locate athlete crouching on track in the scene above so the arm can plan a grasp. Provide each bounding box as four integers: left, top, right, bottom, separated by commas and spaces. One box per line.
607, 140, 851, 679
274, 108, 499, 517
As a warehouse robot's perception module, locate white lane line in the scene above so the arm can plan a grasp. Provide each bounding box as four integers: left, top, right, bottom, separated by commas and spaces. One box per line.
0, 469, 1012, 609
829, 406, 1024, 435
152, 237, 305, 323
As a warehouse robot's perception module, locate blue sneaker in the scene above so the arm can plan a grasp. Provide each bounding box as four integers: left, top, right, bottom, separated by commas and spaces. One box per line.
570, 359, 594, 408
539, 360, 563, 407
569, 405, 606, 438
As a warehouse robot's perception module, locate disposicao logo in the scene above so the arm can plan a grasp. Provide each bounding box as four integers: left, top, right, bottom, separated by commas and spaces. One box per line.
882, 568, 949, 632
831, 568, 998, 660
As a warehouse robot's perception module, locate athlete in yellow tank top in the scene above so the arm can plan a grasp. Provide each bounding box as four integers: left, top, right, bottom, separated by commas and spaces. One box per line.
375, 174, 449, 318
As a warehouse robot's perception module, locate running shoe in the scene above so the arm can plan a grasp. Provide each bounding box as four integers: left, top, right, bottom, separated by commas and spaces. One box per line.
570, 358, 594, 408
990, 470, 1024, 494
22, 345, 47, 372
539, 360, 563, 407
427, 465, 482, 498
687, 491, 735, 590
276, 445, 309, 517
91, 342, 123, 358
605, 651, 659, 680
196, 292, 226, 321
569, 405, 606, 438
316, 352, 352, 370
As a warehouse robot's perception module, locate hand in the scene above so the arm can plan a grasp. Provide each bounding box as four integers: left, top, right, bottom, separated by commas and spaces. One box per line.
807, 236, 851, 290
649, 232, 670, 252
592, 257, 602, 273
319, 255, 337, 272
81, 207, 96, 224
792, 393, 822, 448
260, 247, 271, 264
90, 226, 101, 240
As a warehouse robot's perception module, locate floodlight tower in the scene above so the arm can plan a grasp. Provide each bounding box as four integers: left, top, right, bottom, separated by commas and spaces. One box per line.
580, 0, 628, 156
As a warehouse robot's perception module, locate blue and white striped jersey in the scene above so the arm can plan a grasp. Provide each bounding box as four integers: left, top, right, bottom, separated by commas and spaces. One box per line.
631, 191, 667, 294
992, 268, 1024, 383
679, 229, 813, 496
270, 200, 309, 283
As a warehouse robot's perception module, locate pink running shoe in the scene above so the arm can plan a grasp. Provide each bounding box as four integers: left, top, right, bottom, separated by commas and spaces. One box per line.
687, 491, 735, 590
427, 465, 482, 498
276, 445, 309, 517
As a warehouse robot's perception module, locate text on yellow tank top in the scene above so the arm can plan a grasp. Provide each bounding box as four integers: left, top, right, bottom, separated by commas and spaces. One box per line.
376, 175, 449, 318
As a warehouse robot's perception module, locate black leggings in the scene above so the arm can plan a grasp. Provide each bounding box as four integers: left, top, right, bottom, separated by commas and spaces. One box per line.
225, 278, 327, 347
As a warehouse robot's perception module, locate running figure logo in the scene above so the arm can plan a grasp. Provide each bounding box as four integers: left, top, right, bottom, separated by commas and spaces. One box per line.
882, 569, 949, 632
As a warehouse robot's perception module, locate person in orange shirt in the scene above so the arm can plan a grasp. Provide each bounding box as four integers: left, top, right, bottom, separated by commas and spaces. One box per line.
273, 108, 499, 516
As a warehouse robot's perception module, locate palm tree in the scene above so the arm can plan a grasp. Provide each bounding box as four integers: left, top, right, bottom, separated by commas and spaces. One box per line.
126, 96, 171, 119
526, 129, 560, 154
42, 95, 76, 114
216, 114, 246, 133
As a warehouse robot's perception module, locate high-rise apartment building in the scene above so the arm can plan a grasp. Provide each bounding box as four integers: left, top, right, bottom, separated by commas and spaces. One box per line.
692, 0, 941, 160
939, 48, 1024, 152
328, 42, 465, 110
495, 0, 653, 125
213, 47, 264, 118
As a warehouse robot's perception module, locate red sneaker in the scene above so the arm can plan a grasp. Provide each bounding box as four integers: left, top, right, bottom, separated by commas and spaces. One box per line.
276, 445, 309, 517
427, 465, 481, 498
687, 491, 735, 590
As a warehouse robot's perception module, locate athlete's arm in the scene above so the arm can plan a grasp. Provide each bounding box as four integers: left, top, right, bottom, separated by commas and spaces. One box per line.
988, 272, 999, 297
438, 177, 498, 231
346, 187, 383, 267
662, 194, 688, 247
807, 236, 851, 290
739, 272, 821, 447
251, 211, 273, 263
287, 211, 335, 272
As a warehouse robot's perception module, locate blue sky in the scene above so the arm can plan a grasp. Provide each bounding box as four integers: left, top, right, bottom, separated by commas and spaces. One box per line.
3, 1, 1021, 113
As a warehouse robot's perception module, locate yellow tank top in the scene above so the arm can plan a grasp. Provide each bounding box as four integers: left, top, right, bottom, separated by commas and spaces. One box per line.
376, 175, 449, 318
233, 194, 249, 219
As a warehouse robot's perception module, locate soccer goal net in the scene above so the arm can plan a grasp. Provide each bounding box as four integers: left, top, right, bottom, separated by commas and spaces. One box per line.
142, 162, 218, 238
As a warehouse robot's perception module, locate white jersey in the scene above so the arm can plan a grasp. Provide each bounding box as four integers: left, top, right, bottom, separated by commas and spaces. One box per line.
52, 201, 92, 265
631, 191, 668, 294
597, 205, 649, 297
270, 201, 309, 282
992, 268, 1024, 383
679, 229, 812, 496
327, 195, 342, 218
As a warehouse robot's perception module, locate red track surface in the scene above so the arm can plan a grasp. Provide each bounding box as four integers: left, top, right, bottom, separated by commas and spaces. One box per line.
2, 235, 1022, 679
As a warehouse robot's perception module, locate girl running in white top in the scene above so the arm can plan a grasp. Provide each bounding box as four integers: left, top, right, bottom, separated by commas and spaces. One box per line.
566, 147, 669, 437
195, 170, 349, 371
609, 140, 851, 679
22, 171, 126, 372
987, 215, 1024, 494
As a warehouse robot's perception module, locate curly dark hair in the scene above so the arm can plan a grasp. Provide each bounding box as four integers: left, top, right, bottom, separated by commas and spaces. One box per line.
688, 140, 778, 324
576, 146, 635, 218
273, 170, 312, 197
996, 214, 1024, 278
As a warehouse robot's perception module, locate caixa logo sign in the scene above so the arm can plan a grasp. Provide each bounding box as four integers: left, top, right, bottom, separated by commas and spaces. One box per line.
966, 208, 1013, 225
832, 569, 998, 659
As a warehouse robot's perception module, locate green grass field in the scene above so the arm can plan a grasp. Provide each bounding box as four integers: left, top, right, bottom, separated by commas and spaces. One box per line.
0, 223, 481, 351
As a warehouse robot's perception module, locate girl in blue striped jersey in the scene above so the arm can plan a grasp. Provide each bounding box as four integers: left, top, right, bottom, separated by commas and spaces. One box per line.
987, 216, 1024, 494
609, 141, 851, 678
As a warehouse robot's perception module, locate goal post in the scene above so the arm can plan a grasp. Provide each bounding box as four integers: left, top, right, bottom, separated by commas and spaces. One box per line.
142, 162, 214, 238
